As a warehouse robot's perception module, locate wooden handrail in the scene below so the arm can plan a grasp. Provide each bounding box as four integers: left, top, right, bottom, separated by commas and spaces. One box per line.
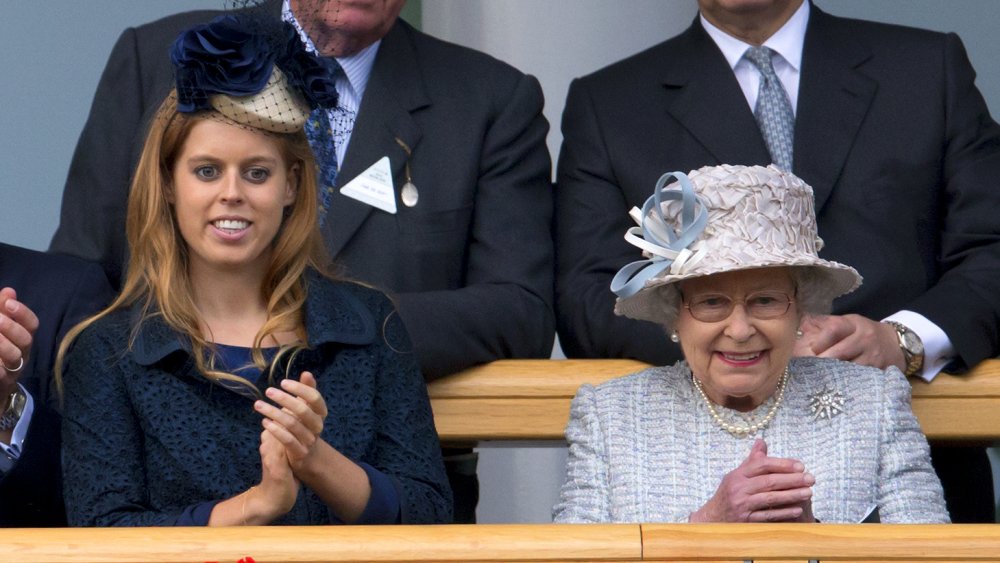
2, 524, 999, 562
427, 359, 1000, 442
640, 523, 1000, 561
0, 524, 641, 563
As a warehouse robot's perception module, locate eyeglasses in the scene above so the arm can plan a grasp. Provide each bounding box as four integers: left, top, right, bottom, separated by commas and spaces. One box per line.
683, 291, 794, 323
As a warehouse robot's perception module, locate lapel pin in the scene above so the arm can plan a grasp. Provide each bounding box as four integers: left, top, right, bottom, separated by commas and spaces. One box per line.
394, 137, 419, 207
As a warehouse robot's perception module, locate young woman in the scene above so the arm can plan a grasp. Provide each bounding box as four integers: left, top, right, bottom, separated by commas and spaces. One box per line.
57, 14, 451, 527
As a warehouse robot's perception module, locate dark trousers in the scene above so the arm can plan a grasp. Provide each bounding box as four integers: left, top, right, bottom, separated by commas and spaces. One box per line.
442, 447, 479, 523
930, 445, 995, 522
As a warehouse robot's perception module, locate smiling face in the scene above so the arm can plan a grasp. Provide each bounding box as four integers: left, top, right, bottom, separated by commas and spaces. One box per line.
170, 119, 297, 278
675, 267, 800, 411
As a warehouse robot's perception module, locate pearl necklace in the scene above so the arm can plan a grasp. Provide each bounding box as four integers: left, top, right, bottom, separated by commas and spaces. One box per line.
692, 366, 790, 437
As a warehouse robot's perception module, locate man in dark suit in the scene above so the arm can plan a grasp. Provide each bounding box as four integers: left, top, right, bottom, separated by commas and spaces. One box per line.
0, 243, 114, 526
556, 0, 1000, 522
50, 0, 553, 523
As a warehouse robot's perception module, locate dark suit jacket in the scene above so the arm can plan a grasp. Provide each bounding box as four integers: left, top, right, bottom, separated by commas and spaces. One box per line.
51, 11, 554, 380
556, 5, 1000, 370
0, 243, 114, 527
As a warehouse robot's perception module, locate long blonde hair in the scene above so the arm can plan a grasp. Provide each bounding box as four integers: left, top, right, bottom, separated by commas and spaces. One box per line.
56, 93, 332, 395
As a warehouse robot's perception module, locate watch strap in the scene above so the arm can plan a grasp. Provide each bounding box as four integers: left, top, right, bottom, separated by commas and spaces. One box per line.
884, 320, 924, 377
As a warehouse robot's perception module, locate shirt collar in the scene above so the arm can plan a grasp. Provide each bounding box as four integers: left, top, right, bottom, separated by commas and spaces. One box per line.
282, 0, 380, 102
132, 271, 376, 366
700, 0, 809, 72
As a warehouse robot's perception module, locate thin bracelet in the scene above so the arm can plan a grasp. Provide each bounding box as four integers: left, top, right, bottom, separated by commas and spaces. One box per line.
241, 486, 256, 526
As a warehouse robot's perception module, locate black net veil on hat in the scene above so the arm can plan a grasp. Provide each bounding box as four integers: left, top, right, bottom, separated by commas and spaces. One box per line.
167, 0, 342, 135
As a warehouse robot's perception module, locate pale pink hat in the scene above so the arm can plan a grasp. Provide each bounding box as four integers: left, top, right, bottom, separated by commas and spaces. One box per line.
612, 164, 862, 324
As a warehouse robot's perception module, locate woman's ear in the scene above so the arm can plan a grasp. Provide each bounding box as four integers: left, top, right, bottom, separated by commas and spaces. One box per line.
165, 181, 176, 204
284, 163, 300, 206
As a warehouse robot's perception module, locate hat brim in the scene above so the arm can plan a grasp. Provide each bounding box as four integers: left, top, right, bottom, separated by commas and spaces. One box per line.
614, 259, 862, 326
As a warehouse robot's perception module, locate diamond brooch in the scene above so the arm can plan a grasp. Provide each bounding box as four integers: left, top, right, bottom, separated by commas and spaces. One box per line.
808, 387, 846, 421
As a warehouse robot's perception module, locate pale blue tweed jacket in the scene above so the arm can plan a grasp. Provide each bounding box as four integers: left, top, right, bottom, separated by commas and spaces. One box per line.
553, 357, 949, 523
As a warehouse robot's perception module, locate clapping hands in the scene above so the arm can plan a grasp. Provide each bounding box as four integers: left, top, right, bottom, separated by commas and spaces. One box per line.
255, 371, 330, 473
217, 373, 332, 525
249, 372, 331, 518
690, 439, 815, 523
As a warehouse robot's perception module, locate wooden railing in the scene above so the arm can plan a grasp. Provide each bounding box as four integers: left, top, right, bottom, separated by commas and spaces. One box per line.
641, 523, 1000, 561
427, 359, 1000, 443
2, 524, 999, 562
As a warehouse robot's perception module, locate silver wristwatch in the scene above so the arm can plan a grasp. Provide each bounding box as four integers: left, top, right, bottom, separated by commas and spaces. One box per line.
884, 321, 924, 377
0, 388, 26, 431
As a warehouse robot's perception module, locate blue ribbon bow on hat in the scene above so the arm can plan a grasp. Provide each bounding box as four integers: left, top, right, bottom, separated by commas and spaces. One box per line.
610, 171, 709, 299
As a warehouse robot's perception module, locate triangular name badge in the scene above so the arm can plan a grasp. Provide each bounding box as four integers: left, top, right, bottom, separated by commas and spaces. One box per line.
339, 156, 397, 214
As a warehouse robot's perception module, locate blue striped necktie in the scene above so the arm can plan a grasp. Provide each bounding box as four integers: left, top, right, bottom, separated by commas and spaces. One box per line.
744, 46, 795, 171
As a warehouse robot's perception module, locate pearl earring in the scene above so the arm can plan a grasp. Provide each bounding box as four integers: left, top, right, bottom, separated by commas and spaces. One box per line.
670, 331, 680, 343
796, 329, 804, 339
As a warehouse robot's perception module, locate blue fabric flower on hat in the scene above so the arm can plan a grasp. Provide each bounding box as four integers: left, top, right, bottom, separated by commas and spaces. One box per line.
276, 23, 340, 109
171, 15, 339, 115
171, 15, 275, 113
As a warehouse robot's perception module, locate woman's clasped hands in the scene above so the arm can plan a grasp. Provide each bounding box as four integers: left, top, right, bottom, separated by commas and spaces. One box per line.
689, 439, 816, 523
256, 371, 330, 473
250, 371, 330, 512
222, 371, 372, 526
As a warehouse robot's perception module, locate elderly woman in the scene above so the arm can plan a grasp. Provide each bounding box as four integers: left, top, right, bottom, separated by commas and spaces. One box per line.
553, 165, 948, 524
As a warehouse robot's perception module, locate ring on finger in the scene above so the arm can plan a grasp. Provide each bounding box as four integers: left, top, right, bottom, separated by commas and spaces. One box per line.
0, 356, 24, 373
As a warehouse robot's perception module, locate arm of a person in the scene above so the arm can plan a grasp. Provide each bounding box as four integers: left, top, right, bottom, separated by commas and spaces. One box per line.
0, 287, 37, 455
368, 301, 453, 523
555, 78, 676, 364
552, 385, 613, 523
0, 384, 33, 465
875, 366, 950, 523
395, 73, 554, 380
50, 26, 149, 289
61, 326, 192, 526
883, 310, 953, 381
809, 35, 1000, 375
796, 310, 952, 381
905, 32, 1000, 370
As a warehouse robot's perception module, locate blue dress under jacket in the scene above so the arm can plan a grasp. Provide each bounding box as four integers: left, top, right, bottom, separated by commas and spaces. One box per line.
61, 272, 452, 526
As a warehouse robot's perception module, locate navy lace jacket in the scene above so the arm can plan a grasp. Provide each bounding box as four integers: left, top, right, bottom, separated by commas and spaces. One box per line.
61, 273, 452, 526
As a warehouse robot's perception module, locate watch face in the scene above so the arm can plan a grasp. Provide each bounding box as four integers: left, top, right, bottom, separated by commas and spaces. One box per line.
902, 331, 924, 354
8, 390, 26, 418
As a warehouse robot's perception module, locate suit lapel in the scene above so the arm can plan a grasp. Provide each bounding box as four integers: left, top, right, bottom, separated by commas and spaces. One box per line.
661, 20, 772, 168
321, 20, 429, 258
794, 6, 876, 213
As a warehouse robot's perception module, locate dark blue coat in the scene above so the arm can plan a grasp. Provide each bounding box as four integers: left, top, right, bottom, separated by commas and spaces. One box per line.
61, 273, 452, 526
0, 243, 114, 527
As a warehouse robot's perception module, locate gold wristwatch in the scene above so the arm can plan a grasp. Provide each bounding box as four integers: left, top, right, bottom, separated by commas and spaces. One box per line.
884, 321, 924, 377
0, 387, 26, 431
